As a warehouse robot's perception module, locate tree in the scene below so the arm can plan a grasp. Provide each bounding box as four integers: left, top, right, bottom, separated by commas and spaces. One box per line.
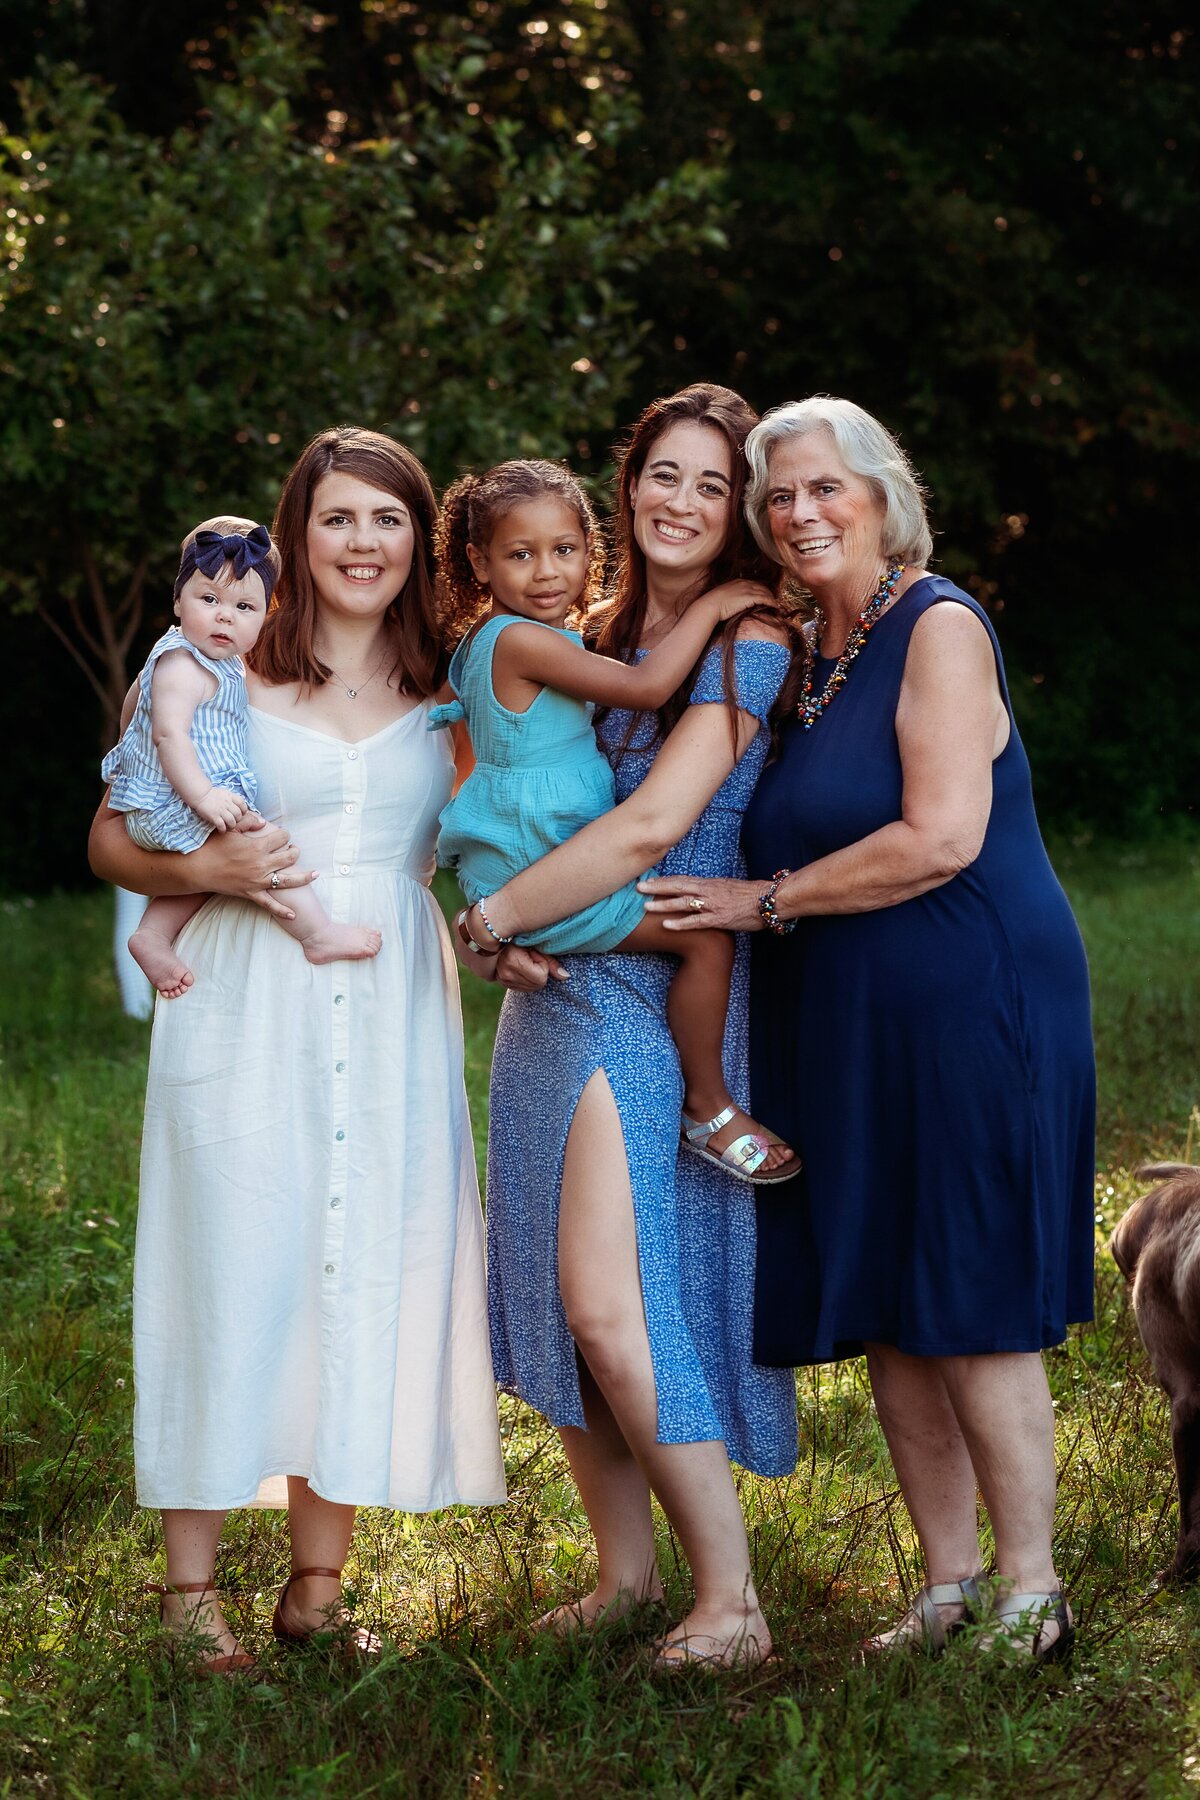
1, 0, 1196, 869
0, 9, 722, 751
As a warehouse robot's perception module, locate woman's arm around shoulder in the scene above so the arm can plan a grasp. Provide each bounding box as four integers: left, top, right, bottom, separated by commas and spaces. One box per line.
641, 597, 1008, 930
490, 584, 764, 713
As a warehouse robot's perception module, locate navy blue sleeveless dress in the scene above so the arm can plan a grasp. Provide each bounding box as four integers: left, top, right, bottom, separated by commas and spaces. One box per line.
742, 578, 1095, 1364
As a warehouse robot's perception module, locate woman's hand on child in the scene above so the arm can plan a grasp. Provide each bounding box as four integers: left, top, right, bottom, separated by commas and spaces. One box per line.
495, 945, 569, 990
190, 821, 314, 921
706, 579, 779, 621
196, 786, 251, 832
638, 873, 765, 932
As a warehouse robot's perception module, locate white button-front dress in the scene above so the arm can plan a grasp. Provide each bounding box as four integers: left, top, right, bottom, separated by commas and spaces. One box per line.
132, 702, 507, 1512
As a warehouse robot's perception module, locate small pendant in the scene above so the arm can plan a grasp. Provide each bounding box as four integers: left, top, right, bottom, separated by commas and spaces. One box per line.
346, 687, 358, 699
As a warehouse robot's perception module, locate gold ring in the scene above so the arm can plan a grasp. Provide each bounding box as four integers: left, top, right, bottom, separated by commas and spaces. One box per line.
688, 896, 704, 913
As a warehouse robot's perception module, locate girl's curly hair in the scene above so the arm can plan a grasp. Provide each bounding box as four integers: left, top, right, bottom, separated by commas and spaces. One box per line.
435, 459, 605, 646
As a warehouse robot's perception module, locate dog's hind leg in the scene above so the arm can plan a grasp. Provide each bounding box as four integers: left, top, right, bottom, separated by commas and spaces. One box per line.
1163, 1398, 1200, 1586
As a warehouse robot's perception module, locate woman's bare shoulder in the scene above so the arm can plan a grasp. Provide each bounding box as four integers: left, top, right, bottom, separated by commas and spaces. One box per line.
908, 597, 993, 659
246, 670, 305, 713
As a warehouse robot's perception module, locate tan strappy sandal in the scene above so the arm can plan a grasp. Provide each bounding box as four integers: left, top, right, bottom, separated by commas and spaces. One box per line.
146, 1579, 256, 1676
863, 1574, 985, 1656
680, 1106, 800, 1186
271, 1565, 382, 1657
978, 1590, 1075, 1666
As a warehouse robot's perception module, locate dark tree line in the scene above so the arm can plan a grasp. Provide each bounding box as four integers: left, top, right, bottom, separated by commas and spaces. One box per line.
1, 2, 1195, 888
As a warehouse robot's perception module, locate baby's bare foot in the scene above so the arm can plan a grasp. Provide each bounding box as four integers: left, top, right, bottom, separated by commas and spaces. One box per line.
301, 925, 383, 966
129, 927, 195, 999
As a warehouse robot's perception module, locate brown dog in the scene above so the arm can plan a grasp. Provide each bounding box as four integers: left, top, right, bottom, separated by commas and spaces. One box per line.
1110, 1164, 1200, 1585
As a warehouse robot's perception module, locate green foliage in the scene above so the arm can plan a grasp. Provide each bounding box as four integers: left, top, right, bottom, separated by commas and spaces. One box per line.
621, 0, 1199, 829
0, 8, 721, 745
0, 0, 1196, 881
1053, 835, 1200, 1158
0, 850, 1198, 1794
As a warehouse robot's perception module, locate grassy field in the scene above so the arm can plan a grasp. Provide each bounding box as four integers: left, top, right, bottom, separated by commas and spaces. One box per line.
1, 839, 1198, 1799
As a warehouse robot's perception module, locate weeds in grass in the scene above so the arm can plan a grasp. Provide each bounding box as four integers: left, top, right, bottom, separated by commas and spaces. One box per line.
0, 849, 1197, 1797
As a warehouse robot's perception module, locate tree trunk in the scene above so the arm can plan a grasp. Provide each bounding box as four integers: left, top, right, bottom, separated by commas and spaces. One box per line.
38, 536, 148, 754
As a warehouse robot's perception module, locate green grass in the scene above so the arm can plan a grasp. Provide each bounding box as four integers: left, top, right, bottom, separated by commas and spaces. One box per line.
1, 841, 1198, 1798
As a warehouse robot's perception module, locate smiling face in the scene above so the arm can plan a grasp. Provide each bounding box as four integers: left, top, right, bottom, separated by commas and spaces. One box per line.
305, 472, 416, 619
629, 421, 735, 582
468, 496, 590, 630
173, 566, 268, 660
764, 431, 887, 596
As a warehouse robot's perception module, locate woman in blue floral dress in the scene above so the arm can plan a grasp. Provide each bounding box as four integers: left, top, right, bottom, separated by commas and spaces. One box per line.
462, 386, 798, 1670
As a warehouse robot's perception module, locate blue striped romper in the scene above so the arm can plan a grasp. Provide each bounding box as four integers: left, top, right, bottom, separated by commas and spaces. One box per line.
101, 626, 258, 852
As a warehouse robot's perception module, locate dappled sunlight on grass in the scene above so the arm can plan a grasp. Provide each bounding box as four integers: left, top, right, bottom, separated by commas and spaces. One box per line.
0, 844, 1197, 1795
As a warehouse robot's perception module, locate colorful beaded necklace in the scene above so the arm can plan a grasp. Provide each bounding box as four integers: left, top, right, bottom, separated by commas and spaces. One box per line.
796, 562, 906, 730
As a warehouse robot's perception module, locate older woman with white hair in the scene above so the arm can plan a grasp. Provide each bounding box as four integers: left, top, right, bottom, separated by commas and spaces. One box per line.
642, 395, 1095, 1663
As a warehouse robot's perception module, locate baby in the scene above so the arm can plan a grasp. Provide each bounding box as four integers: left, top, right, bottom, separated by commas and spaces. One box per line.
102, 516, 381, 996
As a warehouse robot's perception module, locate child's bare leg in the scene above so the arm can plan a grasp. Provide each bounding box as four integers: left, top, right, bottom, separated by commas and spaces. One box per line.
618, 916, 796, 1174
276, 881, 382, 966
234, 814, 381, 964
129, 894, 205, 999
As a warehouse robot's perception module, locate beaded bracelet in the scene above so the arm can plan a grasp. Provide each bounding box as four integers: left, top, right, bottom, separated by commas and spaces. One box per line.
474, 895, 514, 946
757, 868, 797, 937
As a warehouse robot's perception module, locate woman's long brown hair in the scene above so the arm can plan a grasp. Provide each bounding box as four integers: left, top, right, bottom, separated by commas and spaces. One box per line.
252, 425, 445, 698
594, 383, 790, 755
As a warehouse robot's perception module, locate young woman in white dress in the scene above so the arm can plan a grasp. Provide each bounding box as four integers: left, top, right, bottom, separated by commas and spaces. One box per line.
89, 426, 506, 1670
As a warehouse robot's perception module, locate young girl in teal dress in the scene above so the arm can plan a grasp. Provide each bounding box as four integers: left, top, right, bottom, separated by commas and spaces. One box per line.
432, 459, 795, 1185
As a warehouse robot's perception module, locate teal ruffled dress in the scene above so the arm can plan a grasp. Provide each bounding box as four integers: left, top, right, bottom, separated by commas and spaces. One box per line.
429, 613, 646, 956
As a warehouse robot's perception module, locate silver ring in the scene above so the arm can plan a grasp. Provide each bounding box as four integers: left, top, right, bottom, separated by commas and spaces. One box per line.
269, 870, 282, 891
688, 895, 704, 913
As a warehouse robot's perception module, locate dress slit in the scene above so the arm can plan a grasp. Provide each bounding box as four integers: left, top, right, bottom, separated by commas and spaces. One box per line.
484, 639, 800, 1476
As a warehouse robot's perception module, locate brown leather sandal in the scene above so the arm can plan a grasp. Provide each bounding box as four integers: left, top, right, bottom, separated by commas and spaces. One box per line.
147, 1579, 256, 1676
271, 1565, 381, 1657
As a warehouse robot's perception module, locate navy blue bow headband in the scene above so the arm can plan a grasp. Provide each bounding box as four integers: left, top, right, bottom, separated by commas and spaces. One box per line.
174, 523, 277, 601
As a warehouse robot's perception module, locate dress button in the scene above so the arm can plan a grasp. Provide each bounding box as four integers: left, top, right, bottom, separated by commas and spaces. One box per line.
335, 1129, 345, 1141
344, 802, 355, 814
339, 863, 351, 875
325, 1263, 336, 1275
335, 1060, 346, 1073
330, 1196, 342, 1209
347, 748, 359, 761
334, 994, 345, 1006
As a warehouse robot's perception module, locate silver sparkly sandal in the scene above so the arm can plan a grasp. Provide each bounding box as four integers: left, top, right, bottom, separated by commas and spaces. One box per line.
680, 1106, 800, 1186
